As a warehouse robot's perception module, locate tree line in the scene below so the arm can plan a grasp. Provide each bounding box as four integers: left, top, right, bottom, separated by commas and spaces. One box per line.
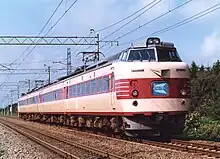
184, 60, 220, 140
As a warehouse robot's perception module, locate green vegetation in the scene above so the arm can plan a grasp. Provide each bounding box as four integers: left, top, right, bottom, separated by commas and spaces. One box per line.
184, 60, 220, 141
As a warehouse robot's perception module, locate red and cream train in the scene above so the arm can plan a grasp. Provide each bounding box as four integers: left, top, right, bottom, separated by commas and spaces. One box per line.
18, 37, 191, 138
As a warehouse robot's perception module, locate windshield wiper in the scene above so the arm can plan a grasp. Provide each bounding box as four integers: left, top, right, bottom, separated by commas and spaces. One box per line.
147, 51, 151, 62
138, 52, 143, 62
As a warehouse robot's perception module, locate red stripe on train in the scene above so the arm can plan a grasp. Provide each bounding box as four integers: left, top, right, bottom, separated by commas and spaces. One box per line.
115, 78, 190, 99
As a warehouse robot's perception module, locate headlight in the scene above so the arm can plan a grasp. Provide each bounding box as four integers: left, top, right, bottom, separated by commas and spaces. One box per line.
132, 90, 139, 97
180, 89, 186, 96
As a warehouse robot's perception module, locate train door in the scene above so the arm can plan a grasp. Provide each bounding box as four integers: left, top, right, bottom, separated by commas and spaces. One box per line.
38, 93, 42, 113
110, 72, 115, 109
37, 93, 40, 113
63, 85, 69, 112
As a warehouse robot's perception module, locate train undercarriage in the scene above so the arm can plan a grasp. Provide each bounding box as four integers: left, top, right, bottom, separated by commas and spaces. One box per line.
19, 112, 186, 140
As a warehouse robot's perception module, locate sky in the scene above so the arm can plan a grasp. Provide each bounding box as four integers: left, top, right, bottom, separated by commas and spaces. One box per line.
0, 0, 220, 104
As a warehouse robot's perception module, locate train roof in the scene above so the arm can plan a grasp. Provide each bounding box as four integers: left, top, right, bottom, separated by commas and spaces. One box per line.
22, 37, 176, 96
23, 52, 122, 96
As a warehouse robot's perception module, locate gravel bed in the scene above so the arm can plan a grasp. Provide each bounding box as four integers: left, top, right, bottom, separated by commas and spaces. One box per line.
9, 122, 101, 159
3, 117, 211, 159
0, 123, 56, 159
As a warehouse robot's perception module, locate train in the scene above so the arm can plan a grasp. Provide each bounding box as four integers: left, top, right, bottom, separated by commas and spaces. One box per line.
18, 37, 191, 139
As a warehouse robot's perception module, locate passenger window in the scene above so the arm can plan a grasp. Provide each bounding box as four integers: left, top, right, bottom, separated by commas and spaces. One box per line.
77, 84, 80, 96
86, 81, 90, 95
103, 76, 109, 92
73, 85, 76, 97
91, 79, 96, 94
57, 90, 59, 99
81, 83, 85, 96
68, 87, 72, 97
97, 78, 103, 93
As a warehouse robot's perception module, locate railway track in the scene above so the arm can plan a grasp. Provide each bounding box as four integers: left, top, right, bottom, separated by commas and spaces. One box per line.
3, 116, 220, 158
171, 139, 220, 157
0, 117, 126, 159
51, 122, 220, 158
143, 139, 220, 158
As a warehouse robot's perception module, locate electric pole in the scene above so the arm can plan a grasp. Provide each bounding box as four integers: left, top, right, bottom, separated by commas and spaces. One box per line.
97, 34, 100, 61
17, 85, 19, 99
67, 48, 72, 75
78, 29, 118, 64
10, 91, 13, 116
48, 66, 51, 84
27, 79, 31, 91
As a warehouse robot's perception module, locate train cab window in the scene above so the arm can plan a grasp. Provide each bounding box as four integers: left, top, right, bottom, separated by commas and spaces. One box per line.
121, 51, 129, 61
127, 49, 156, 61
156, 47, 182, 62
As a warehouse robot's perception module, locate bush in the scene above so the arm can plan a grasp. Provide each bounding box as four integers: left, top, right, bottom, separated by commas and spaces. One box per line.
184, 113, 220, 140
183, 60, 220, 140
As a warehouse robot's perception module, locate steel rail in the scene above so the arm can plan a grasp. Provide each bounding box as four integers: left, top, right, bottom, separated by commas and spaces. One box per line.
0, 118, 126, 159
171, 139, 220, 157
143, 139, 220, 158
0, 122, 79, 159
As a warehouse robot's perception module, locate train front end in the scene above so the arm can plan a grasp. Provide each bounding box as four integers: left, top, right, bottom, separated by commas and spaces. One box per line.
114, 37, 190, 138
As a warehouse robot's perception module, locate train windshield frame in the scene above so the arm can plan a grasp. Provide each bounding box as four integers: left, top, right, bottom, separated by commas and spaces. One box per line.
156, 47, 182, 62
127, 48, 156, 61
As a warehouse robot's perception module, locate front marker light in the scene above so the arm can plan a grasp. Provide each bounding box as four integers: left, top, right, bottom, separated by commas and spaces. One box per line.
132, 90, 139, 97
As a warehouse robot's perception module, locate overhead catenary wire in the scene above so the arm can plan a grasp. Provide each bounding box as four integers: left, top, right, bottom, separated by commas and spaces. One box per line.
1, 58, 67, 65
120, 1, 220, 46
5, 1, 220, 103
96, 0, 159, 32
0, 0, 65, 92
100, 1, 220, 60
16, 0, 79, 69
115, 0, 193, 41
98, 0, 192, 52
0, 68, 66, 71
100, 0, 194, 54
100, 0, 161, 41
44, 0, 79, 36
1, 0, 79, 102
76, 0, 163, 64
0, 0, 79, 90
10, 0, 65, 65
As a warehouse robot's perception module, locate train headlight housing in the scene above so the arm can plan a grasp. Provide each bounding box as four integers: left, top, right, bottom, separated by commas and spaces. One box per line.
146, 37, 160, 47
132, 90, 139, 97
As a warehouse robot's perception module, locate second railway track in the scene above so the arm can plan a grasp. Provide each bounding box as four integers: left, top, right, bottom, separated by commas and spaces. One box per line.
143, 139, 220, 158
0, 117, 126, 159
